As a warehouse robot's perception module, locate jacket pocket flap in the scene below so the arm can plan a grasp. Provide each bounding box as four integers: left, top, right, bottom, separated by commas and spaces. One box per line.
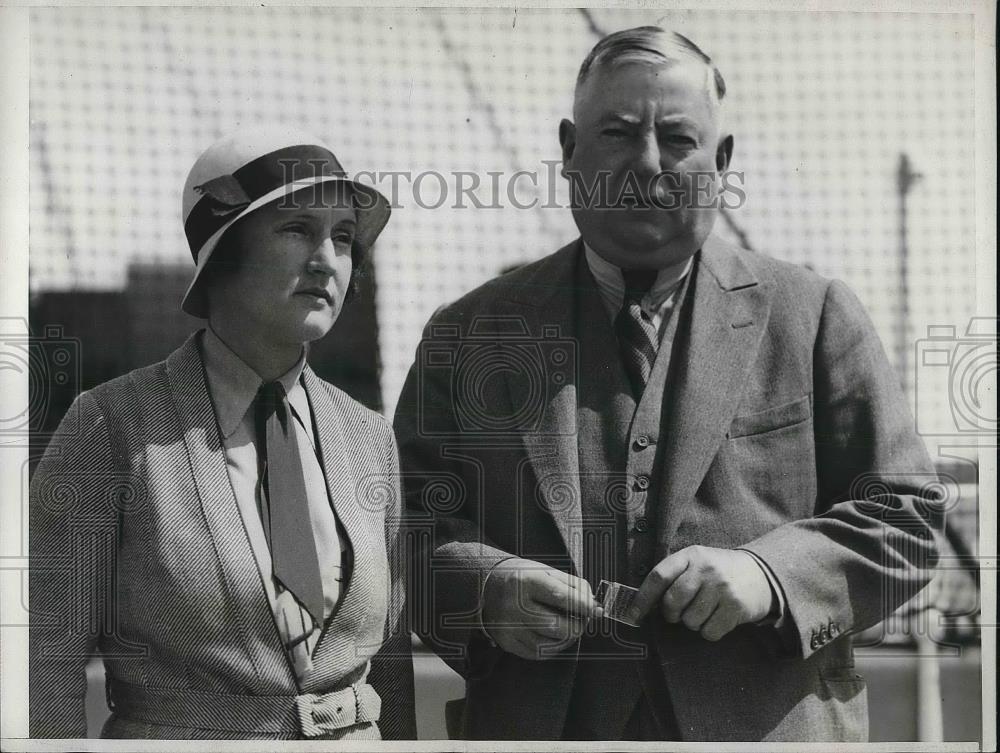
728, 394, 812, 439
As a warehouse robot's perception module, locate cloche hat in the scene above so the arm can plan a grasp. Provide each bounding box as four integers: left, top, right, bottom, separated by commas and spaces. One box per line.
180, 124, 390, 317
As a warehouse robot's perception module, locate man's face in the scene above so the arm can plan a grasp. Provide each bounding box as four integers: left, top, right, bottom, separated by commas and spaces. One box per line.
208, 183, 356, 349
561, 60, 732, 270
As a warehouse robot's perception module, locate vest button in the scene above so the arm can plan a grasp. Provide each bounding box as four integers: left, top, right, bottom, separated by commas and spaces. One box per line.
635, 475, 650, 490
635, 435, 650, 449
635, 517, 649, 533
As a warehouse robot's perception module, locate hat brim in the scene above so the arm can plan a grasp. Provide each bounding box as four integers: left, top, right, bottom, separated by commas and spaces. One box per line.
181, 175, 390, 318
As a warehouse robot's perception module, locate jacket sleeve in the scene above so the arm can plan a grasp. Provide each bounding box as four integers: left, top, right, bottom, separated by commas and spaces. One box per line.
366, 425, 417, 739
741, 278, 943, 659
392, 308, 511, 680
29, 391, 117, 738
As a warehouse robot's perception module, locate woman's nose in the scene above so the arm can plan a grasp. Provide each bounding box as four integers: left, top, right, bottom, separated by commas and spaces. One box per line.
307, 238, 337, 276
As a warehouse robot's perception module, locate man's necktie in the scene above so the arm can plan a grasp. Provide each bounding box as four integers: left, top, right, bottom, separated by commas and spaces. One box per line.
614, 269, 660, 398
254, 381, 325, 626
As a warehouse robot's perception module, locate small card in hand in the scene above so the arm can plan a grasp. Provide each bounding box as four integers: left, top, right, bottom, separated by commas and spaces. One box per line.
596, 579, 640, 627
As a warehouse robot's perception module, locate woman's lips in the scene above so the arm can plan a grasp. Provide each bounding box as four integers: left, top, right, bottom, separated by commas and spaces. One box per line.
295, 288, 333, 305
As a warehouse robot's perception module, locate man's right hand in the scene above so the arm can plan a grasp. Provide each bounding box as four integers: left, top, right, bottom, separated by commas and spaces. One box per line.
480, 558, 603, 660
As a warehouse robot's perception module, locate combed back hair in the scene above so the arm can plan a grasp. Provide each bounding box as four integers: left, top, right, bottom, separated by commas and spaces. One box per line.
576, 26, 726, 106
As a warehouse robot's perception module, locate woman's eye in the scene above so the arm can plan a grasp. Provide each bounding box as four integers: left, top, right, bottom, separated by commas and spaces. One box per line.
332, 231, 355, 245
283, 223, 309, 236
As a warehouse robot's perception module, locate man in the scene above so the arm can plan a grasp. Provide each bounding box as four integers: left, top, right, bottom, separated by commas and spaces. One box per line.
393, 28, 941, 741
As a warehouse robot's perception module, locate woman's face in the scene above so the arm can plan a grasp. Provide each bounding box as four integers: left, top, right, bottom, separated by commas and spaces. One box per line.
208, 184, 357, 349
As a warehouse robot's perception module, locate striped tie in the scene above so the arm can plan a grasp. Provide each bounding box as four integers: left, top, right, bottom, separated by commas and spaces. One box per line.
614, 269, 660, 398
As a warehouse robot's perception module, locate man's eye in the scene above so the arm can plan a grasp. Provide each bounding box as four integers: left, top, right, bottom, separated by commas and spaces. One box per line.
332, 230, 355, 245
602, 128, 628, 138
283, 223, 309, 235
663, 134, 697, 148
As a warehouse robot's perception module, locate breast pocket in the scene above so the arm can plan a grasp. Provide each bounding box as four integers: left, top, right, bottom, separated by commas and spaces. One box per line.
726, 394, 813, 439
722, 394, 817, 520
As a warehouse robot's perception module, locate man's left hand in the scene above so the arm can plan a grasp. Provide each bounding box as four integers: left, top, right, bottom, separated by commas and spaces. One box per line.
627, 546, 775, 641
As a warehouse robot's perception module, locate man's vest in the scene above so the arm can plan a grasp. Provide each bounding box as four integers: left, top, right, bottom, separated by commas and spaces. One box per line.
564, 255, 692, 739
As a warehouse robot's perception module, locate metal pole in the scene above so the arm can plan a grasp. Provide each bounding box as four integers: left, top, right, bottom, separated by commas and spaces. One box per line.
897, 153, 940, 742
916, 608, 945, 742
896, 153, 922, 394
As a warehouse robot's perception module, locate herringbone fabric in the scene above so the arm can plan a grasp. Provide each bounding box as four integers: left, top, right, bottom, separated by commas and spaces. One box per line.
104, 677, 382, 738
29, 332, 416, 740
614, 269, 659, 397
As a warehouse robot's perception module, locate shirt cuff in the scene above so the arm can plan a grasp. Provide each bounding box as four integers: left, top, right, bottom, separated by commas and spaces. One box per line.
738, 549, 787, 627
478, 556, 519, 647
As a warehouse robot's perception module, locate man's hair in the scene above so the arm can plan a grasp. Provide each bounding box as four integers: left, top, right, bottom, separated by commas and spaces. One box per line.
576, 26, 726, 106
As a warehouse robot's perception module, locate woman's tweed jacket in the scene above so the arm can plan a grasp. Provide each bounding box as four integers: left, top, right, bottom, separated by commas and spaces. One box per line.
29, 332, 416, 739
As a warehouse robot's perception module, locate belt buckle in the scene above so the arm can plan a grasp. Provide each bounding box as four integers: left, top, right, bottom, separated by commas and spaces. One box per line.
295, 683, 380, 737
295, 688, 352, 737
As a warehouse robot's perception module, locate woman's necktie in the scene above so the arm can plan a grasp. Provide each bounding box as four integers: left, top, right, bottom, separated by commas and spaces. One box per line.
254, 381, 325, 626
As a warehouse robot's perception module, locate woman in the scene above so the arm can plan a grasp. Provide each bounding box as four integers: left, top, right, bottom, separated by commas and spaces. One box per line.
29, 125, 416, 739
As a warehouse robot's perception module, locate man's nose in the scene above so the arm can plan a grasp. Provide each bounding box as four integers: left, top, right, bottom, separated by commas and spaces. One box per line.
631, 130, 663, 182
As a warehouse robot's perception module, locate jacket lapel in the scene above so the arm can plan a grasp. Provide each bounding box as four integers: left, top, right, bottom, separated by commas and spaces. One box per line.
655, 238, 773, 550
300, 370, 379, 683
497, 241, 585, 575
165, 332, 295, 690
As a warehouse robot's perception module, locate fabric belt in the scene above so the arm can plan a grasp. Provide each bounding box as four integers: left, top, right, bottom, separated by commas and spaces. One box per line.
107, 677, 381, 737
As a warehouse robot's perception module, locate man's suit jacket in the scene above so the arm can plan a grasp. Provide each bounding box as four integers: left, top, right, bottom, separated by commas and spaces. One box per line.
393, 236, 942, 741
29, 332, 416, 739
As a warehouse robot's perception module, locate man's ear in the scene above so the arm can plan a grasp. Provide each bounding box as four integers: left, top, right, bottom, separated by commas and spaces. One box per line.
559, 119, 576, 177
716, 134, 734, 174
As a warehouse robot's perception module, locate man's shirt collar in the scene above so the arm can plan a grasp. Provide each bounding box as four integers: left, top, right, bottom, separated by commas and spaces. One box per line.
583, 241, 693, 316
